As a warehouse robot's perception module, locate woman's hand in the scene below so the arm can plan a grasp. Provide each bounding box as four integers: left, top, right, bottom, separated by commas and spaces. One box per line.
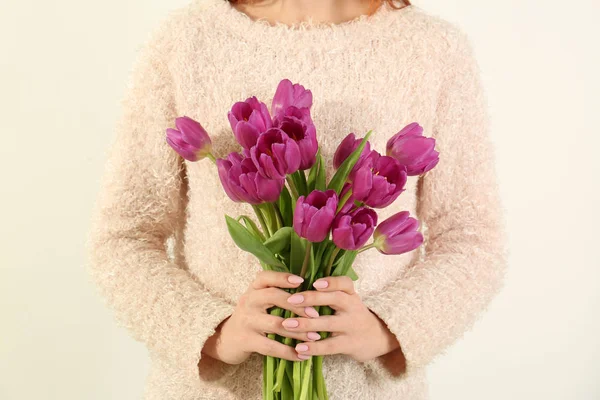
282, 276, 401, 362
201, 270, 323, 365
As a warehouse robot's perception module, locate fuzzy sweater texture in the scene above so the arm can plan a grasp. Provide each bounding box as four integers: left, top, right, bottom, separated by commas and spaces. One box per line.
86, 0, 508, 398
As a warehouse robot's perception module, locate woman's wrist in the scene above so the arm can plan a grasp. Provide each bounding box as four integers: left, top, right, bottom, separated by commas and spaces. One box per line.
368, 310, 407, 376
200, 317, 229, 363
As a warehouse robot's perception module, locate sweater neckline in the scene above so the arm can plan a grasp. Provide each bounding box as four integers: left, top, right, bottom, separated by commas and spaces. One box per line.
207, 0, 415, 38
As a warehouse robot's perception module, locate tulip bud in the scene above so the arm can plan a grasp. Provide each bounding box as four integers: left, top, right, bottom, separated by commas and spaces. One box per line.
352, 152, 408, 208
216, 152, 284, 204
293, 190, 338, 242
273, 106, 318, 170
165, 116, 212, 161
333, 133, 371, 170
227, 96, 273, 155
271, 79, 313, 119
332, 207, 378, 250
373, 211, 424, 255
251, 127, 301, 180
386, 122, 439, 176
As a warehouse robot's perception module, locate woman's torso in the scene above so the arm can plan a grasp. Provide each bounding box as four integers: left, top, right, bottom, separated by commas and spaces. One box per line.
152, 0, 455, 398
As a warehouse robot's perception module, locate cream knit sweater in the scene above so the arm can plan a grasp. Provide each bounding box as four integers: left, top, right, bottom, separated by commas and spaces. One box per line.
86, 0, 508, 398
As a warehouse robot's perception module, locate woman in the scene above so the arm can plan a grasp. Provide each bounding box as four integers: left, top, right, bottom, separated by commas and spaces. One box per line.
86, 0, 507, 398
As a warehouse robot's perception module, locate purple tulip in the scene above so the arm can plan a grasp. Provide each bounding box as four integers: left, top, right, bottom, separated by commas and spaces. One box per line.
332, 207, 378, 250
227, 96, 273, 155
293, 189, 338, 242
352, 151, 408, 208
216, 152, 284, 204
250, 127, 301, 180
165, 116, 213, 162
273, 106, 318, 170
271, 79, 313, 119
333, 133, 371, 170
373, 211, 424, 255
386, 122, 439, 176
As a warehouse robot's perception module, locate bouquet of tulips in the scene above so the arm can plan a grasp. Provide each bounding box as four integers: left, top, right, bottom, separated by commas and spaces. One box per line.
165, 79, 439, 400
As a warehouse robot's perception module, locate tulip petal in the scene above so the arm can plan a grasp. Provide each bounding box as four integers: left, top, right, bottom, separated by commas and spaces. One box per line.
166, 133, 198, 161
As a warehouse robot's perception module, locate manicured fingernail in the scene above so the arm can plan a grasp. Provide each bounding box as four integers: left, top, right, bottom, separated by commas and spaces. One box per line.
287, 294, 304, 304
288, 275, 304, 284
313, 280, 328, 289
304, 307, 319, 318
296, 344, 309, 352
298, 354, 311, 360
282, 319, 299, 328
307, 332, 321, 341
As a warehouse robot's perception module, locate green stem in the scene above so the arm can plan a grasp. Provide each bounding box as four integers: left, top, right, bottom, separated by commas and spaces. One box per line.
314, 355, 325, 400
263, 354, 267, 400
275, 241, 313, 393
300, 241, 313, 279
324, 247, 341, 277
267, 354, 275, 400
206, 152, 216, 164
269, 202, 283, 231
299, 356, 313, 400
336, 188, 353, 213
286, 175, 299, 201
273, 310, 297, 393
293, 361, 301, 400
252, 204, 271, 238
263, 205, 277, 237
267, 307, 284, 397
358, 242, 376, 254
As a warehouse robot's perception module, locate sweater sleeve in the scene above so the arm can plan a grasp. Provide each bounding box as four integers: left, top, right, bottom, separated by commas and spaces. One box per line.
85, 18, 236, 379
361, 29, 508, 375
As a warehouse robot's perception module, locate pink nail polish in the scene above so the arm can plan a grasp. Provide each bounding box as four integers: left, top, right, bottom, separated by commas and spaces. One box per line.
313, 280, 328, 289
287, 294, 304, 304
282, 319, 299, 328
298, 354, 311, 360
296, 344, 309, 352
288, 275, 304, 284
304, 307, 319, 318
307, 332, 321, 341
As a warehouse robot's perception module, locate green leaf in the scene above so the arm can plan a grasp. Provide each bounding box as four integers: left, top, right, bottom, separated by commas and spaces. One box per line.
313, 240, 328, 270
263, 226, 293, 254
237, 215, 265, 242
306, 149, 320, 193
307, 151, 327, 194
315, 153, 326, 191
285, 361, 294, 393
346, 265, 359, 281
332, 250, 358, 277
277, 186, 293, 227
281, 369, 292, 399
321, 244, 335, 273
291, 171, 308, 198
297, 170, 308, 196
225, 215, 284, 268
327, 130, 373, 195
333, 249, 347, 267
308, 243, 317, 282
289, 231, 306, 276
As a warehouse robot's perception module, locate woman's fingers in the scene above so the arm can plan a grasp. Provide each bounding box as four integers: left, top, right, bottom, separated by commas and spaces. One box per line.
294, 335, 350, 357
286, 289, 351, 311
248, 287, 320, 318
251, 270, 304, 290
252, 314, 324, 342
252, 335, 302, 362
312, 276, 355, 294
279, 315, 345, 334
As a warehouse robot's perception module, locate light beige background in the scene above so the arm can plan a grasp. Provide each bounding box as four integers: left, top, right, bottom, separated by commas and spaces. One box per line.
1, 0, 598, 399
